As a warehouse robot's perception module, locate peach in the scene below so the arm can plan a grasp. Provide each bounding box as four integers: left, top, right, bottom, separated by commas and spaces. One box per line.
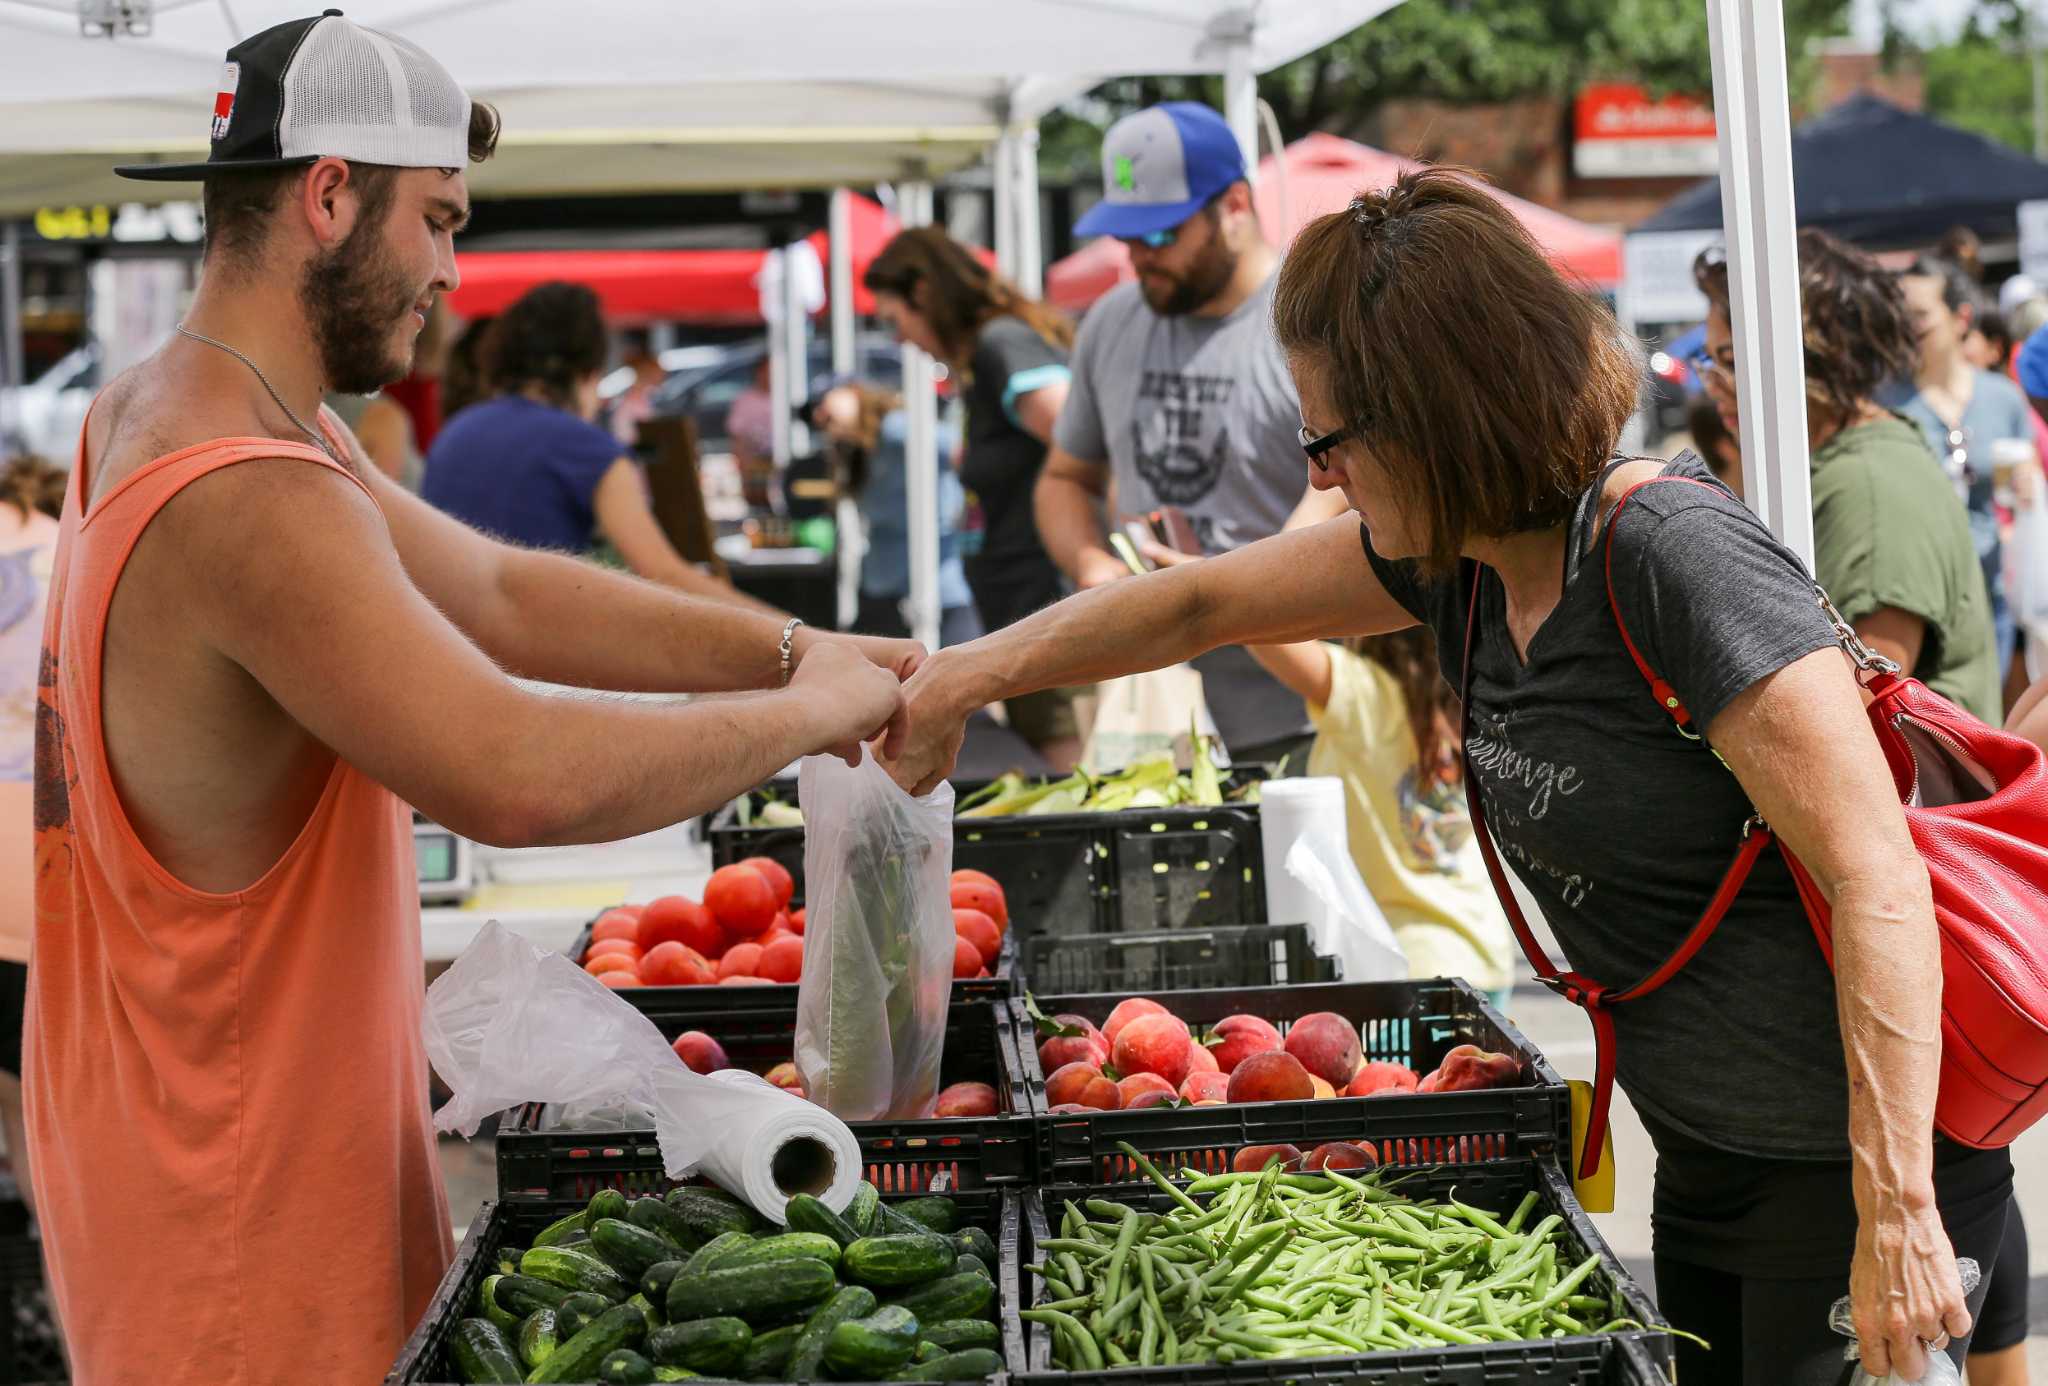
934, 1081, 999, 1117
671, 1030, 728, 1075
1115, 1071, 1176, 1107
1124, 1087, 1179, 1110
1347, 1061, 1421, 1098
1178, 1071, 1229, 1104
1103, 997, 1172, 1046
1208, 1014, 1283, 1073
716, 943, 764, 980
1185, 1042, 1220, 1074
1226, 1050, 1314, 1104
1304, 1141, 1379, 1172
757, 935, 805, 984
1283, 1012, 1363, 1087
1051, 1013, 1107, 1043
1038, 1032, 1110, 1073
1231, 1143, 1303, 1174
1047, 1103, 1093, 1114
1046, 1061, 1121, 1110
1426, 1045, 1522, 1093
764, 1062, 804, 1091
1310, 1075, 1336, 1100
1112, 1014, 1193, 1088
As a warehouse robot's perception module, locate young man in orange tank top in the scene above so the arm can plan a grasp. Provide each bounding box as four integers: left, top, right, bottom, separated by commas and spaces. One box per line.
30, 14, 918, 1384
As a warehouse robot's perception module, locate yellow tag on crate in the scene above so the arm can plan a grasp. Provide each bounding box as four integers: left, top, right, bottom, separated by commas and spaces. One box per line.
1568, 1080, 1617, 1213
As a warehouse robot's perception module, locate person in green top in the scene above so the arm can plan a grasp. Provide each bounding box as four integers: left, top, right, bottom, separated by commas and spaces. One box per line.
1691, 229, 2000, 722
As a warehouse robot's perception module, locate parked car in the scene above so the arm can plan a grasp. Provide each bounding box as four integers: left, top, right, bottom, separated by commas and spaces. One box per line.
647, 333, 913, 454
1, 342, 99, 463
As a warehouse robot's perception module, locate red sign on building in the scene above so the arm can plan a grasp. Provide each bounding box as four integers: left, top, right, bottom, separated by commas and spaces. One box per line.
1573, 83, 1718, 179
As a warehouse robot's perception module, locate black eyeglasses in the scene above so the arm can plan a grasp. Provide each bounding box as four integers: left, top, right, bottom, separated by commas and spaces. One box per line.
1299, 423, 1352, 471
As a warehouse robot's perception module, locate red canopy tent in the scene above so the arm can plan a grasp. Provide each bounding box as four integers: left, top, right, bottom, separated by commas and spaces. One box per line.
446, 192, 988, 325
1045, 133, 1624, 313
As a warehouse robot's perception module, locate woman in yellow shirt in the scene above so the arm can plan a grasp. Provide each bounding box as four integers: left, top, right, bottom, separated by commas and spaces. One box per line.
1247, 630, 1514, 1008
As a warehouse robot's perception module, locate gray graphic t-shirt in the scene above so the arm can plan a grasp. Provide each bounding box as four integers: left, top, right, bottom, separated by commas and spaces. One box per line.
1056, 275, 1311, 750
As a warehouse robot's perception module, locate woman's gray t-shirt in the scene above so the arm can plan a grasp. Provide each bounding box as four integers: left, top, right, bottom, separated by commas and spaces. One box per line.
1365, 456, 1854, 1158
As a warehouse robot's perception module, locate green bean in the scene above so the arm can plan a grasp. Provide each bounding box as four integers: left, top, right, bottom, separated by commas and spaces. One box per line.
1100, 1286, 1146, 1334
1504, 1191, 1541, 1234
1103, 1339, 1130, 1366
1039, 1237, 1108, 1257
1389, 1301, 1486, 1345
1021, 1308, 1104, 1372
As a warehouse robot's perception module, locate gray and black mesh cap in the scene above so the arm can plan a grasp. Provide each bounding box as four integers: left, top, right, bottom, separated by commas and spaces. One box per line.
115, 9, 472, 181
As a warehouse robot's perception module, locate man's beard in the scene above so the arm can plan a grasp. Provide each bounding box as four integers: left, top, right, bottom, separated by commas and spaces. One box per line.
1140, 235, 1238, 317
299, 218, 420, 395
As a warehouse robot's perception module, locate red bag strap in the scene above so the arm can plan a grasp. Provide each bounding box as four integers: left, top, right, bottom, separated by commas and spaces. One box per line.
1457, 475, 1773, 1180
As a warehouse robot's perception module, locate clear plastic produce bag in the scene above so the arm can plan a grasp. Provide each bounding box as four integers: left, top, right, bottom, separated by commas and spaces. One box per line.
794, 746, 955, 1119
1827, 1257, 1978, 1385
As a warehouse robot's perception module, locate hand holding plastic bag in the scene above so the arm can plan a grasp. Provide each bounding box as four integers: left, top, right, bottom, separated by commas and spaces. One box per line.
423, 922, 862, 1218
795, 747, 955, 1119
1828, 1257, 1978, 1385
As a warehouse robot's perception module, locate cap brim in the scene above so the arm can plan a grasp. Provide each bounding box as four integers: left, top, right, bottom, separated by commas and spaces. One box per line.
1073, 193, 1211, 240
114, 155, 319, 181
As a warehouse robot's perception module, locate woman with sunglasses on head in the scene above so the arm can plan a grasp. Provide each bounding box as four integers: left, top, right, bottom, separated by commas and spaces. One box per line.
893, 166, 2010, 1385
1692, 233, 1999, 724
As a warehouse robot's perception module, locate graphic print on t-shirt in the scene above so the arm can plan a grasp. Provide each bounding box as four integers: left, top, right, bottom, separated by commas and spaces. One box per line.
1464, 711, 1594, 909
1131, 369, 1235, 509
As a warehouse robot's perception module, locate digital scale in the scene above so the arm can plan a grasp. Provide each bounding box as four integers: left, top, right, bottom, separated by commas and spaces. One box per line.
414, 814, 476, 905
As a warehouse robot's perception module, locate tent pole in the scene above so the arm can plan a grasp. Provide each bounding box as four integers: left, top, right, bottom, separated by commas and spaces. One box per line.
829, 188, 860, 631
1015, 122, 1044, 298
784, 237, 811, 465
1223, 34, 1259, 185
766, 242, 794, 472
0, 225, 22, 445
993, 133, 1018, 282
901, 178, 942, 654
1707, 0, 1812, 567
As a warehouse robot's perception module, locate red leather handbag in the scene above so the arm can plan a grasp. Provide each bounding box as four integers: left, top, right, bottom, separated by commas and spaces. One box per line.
1461, 475, 2048, 1179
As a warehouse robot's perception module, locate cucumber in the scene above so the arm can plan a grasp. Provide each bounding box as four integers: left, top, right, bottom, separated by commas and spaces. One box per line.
639, 1260, 686, 1304
915, 1340, 946, 1363
534, 1209, 591, 1248
846, 1182, 882, 1236
449, 1318, 523, 1383
598, 1347, 656, 1384
920, 1318, 1000, 1352
586, 1188, 631, 1234
522, 1245, 632, 1302
706, 1231, 841, 1272
740, 1322, 799, 1379
625, 1291, 665, 1330
664, 1185, 759, 1242
843, 1234, 957, 1288
783, 1193, 860, 1249
894, 1197, 957, 1234
651, 1370, 697, 1383
891, 1272, 994, 1324
627, 1196, 698, 1251
647, 1315, 752, 1373
823, 1306, 921, 1377
493, 1273, 571, 1317
666, 1257, 837, 1324
876, 1202, 932, 1238
900, 1346, 1004, 1381
953, 1255, 990, 1281
477, 1275, 521, 1337
592, 1218, 681, 1279
517, 1309, 559, 1370
528, 1302, 650, 1384
495, 1246, 525, 1278
784, 1284, 878, 1381
950, 1227, 996, 1267
681, 1231, 751, 1277
554, 1292, 611, 1342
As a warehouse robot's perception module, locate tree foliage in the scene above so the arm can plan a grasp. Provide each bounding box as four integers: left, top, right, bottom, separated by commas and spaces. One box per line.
1909, 0, 2040, 155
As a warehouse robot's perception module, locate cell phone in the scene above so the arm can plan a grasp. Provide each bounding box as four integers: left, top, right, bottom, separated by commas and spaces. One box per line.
1147, 506, 1201, 556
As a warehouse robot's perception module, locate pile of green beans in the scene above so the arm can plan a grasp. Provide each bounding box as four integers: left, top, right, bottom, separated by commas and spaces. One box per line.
1020, 1143, 1630, 1370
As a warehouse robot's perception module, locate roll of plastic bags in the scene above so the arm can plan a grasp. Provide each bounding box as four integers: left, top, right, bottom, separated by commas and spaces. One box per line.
424, 921, 861, 1218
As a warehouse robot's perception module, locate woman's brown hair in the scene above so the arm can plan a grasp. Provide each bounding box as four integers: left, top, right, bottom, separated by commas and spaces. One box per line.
1347, 628, 1461, 785
1271, 166, 1642, 574
863, 227, 1073, 370
1692, 228, 1917, 426
0, 453, 66, 521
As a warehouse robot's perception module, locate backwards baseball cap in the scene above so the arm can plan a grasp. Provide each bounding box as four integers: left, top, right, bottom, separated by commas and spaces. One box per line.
115, 9, 471, 182
1072, 102, 1247, 241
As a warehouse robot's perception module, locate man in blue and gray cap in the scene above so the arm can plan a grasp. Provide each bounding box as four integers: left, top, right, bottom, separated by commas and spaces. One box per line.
1034, 101, 1347, 768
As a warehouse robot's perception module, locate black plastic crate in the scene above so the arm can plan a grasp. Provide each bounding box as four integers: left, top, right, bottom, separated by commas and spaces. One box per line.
0, 1194, 64, 1386
388, 1186, 1023, 1384
567, 914, 1016, 1005
497, 994, 1037, 1196
1019, 980, 1568, 1186
1014, 1157, 1670, 1385
708, 775, 1266, 936
1021, 925, 1339, 995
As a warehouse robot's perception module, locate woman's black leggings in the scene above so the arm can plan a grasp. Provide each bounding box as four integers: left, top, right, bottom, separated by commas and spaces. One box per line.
1653, 1190, 2013, 1385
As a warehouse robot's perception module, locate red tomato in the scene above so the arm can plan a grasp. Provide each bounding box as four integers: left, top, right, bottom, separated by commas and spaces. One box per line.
640, 941, 714, 987
952, 935, 982, 979
758, 935, 805, 984
598, 971, 643, 989
583, 938, 642, 965
590, 907, 643, 943
583, 952, 638, 978
952, 908, 1001, 965
705, 865, 778, 938
716, 943, 765, 981
719, 975, 773, 986
637, 895, 722, 957
786, 908, 806, 935
739, 856, 796, 911
949, 882, 1008, 931
951, 868, 1000, 891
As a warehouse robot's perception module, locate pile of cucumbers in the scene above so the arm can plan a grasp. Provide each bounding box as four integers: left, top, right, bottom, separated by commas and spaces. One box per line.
448, 1181, 1005, 1384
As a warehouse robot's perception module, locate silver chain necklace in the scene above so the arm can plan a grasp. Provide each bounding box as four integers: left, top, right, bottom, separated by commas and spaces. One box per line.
173, 323, 337, 461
